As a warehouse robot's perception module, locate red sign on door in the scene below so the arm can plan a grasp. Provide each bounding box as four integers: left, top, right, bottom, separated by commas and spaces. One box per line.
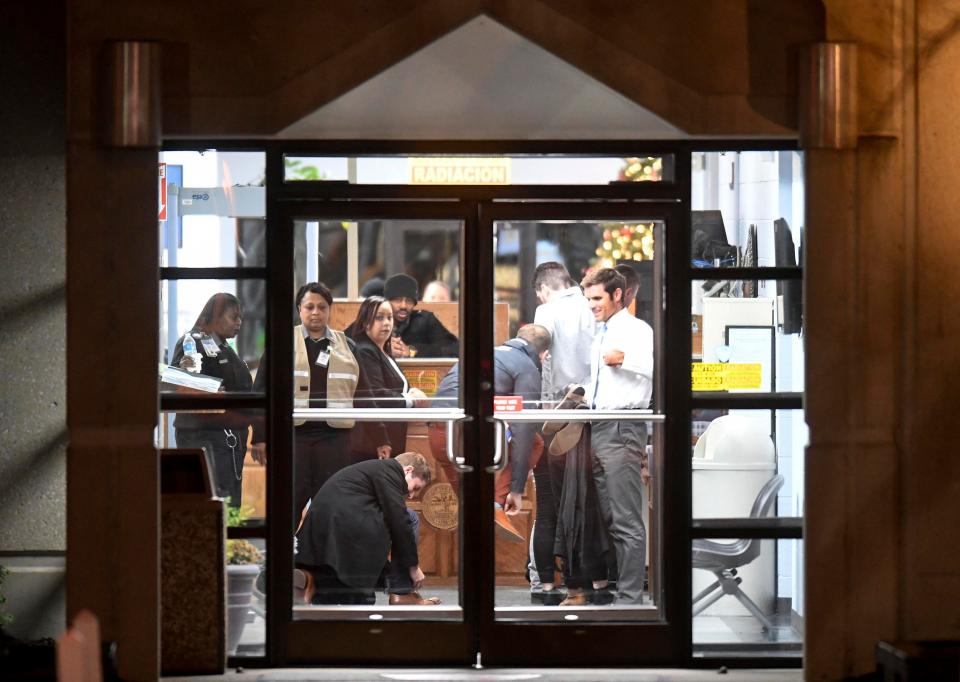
494, 395, 523, 412
158, 162, 167, 221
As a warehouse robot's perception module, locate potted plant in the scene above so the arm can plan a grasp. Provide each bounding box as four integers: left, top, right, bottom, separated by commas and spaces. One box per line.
225, 503, 261, 657
0, 564, 62, 679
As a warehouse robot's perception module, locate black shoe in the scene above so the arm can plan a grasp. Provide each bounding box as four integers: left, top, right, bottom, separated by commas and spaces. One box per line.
591, 588, 616, 605
531, 589, 566, 606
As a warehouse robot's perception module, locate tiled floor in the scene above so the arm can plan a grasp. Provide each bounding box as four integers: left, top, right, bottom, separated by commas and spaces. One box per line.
170, 667, 802, 681
236, 587, 802, 660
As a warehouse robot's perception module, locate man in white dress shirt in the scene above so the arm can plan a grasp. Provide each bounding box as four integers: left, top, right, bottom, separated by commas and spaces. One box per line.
581, 267, 653, 604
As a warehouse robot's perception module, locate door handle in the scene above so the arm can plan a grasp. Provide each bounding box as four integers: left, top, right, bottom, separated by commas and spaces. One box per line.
446, 415, 474, 473
484, 418, 509, 474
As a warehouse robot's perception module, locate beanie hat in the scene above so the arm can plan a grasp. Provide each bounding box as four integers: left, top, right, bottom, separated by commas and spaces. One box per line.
359, 277, 385, 298
384, 273, 419, 302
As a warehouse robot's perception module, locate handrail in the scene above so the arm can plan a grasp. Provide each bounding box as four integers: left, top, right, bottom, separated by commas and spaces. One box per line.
291, 409, 660, 476
292, 408, 465, 423
491, 410, 665, 423
446, 416, 474, 473
293, 408, 475, 472
485, 419, 508, 474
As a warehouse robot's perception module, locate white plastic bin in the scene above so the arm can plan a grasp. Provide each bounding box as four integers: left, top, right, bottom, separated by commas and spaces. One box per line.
692, 415, 777, 617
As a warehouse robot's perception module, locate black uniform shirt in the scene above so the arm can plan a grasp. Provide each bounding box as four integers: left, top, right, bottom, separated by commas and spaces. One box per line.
171, 330, 253, 430
305, 335, 331, 407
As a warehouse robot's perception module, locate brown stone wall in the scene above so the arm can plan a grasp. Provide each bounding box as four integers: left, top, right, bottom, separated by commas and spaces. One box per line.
909, 0, 960, 642
61, 1, 837, 678
803, 1, 960, 678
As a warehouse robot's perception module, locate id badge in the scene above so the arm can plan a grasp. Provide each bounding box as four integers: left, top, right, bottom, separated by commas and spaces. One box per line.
315, 350, 331, 367
201, 337, 220, 357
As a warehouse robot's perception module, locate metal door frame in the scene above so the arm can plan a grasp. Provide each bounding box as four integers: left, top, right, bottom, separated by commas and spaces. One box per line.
158, 139, 803, 668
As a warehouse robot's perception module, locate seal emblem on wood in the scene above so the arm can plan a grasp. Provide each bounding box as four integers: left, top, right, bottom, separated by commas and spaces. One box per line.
420, 481, 458, 531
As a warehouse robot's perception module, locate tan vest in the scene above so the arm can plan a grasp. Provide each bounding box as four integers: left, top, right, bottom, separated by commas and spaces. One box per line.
293, 325, 359, 428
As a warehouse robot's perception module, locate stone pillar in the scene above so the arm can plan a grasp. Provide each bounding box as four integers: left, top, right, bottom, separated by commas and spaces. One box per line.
66, 37, 161, 680
907, 0, 960, 642
804, 1, 945, 678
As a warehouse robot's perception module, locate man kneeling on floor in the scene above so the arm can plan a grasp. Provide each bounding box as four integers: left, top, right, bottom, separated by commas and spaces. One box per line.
294, 451, 441, 606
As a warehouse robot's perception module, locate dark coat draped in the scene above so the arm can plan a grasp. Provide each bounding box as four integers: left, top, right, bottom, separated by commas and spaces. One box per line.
350, 336, 408, 455
295, 458, 418, 589
554, 426, 610, 585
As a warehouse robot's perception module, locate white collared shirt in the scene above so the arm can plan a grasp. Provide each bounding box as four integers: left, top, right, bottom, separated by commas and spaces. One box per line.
534, 286, 596, 401
384, 352, 414, 407
586, 307, 653, 410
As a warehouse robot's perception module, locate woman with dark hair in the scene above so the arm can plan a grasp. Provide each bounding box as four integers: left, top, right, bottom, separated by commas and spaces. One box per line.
345, 296, 429, 463
171, 292, 258, 508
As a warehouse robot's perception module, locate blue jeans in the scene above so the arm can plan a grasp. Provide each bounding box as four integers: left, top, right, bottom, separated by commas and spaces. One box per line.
386, 508, 421, 594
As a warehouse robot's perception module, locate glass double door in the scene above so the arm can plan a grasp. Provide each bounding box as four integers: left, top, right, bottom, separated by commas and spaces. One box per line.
273, 199, 686, 666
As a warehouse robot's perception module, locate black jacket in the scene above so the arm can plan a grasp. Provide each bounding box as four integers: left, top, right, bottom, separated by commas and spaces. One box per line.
295, 459, 418, 588
171, 331, 254, 431
395, 309, 459, 358
350, 336, 408, 455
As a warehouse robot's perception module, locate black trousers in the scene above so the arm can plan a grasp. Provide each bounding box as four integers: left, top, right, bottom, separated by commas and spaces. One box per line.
385, 509, 421, 594
175, 426, 243, 507
531, 439, 564, 584
309, 566, 376, 605
293, 426, 350, 528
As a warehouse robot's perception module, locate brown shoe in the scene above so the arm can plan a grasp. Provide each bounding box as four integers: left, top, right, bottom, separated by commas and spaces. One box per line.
293, 568, 314, 605
494, 508, 524, 543
388, 592, 442, 606
558, 593, 590, 607
542, 385, 586, 434
548, 411, 587, 456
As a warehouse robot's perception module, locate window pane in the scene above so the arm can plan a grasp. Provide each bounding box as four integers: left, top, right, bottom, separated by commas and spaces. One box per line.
293, 219, 460, 302
691, 150, 803, 270
158, 408, 266, 518
230, 546, 265, 658
158, 279, 266, 397
291, 417, 464, 621
160, 430, 267, 660
693, 539, 803, 657
290, 217, 463, 622
493, 217, 664, 620
159, 151, 266, 268
692, 409, 805, 520
692, 279, 804, 392
284, 154, 674, 184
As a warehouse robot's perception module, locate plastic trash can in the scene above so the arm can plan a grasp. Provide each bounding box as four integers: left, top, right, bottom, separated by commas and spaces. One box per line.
692, 415, 777, 617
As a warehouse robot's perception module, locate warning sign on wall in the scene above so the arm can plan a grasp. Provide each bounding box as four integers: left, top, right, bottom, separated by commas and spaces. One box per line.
494, 395, 524, 412
403, 369, 440, 395
691, 363, 763, 391
158, 162, 167, 221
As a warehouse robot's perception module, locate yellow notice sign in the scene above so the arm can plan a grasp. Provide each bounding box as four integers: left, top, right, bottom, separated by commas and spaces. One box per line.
404, 369, 439, 395
409, 157, 511, 185
692, 363, 763, 391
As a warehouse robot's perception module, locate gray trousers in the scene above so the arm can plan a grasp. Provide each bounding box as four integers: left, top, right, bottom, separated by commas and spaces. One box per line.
591, 420, 647, 604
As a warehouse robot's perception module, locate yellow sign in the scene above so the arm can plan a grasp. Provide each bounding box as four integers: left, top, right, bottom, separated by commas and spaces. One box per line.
403, 369, 439, 395
691, 363, 763, 391
409, 157, 511, 185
